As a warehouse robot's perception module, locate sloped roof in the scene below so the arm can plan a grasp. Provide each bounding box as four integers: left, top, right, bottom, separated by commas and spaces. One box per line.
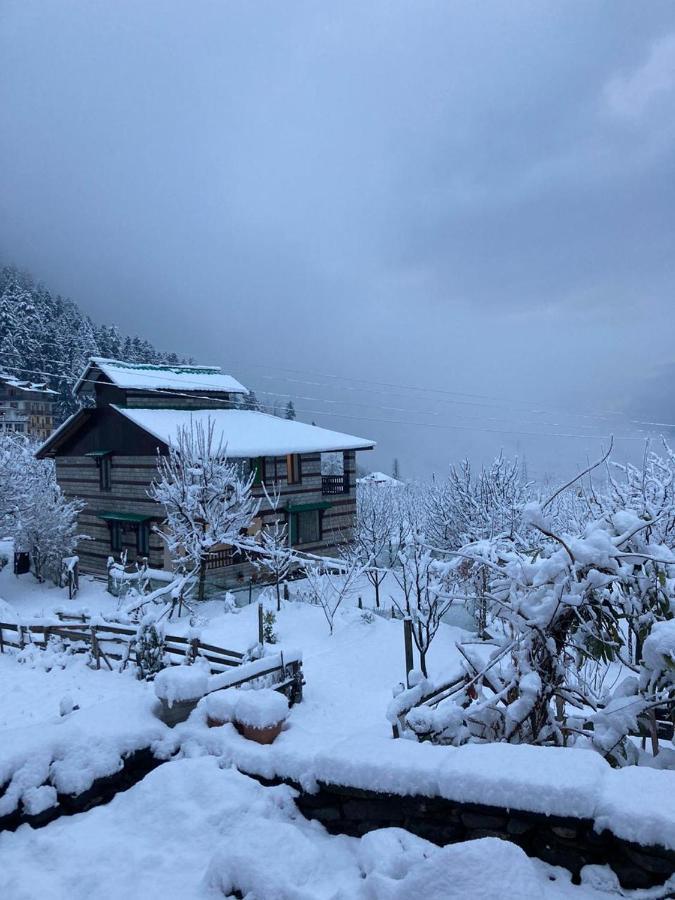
113, 406, 375, 457
357, 471, 404, 486
0, 370, 57, 395
35, 408, 94, 458
73, 357, 248, 396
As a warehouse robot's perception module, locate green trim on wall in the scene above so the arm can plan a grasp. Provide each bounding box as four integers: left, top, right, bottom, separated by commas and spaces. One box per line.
285, 501, 332, 513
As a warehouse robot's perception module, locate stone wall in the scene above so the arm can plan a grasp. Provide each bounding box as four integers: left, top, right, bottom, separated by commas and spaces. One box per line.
280, 779, 674, 890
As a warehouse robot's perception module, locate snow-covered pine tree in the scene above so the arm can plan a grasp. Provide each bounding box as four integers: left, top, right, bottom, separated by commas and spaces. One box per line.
0, 264, 186, 424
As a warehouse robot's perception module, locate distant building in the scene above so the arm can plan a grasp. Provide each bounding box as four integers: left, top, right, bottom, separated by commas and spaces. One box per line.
357, 471, 404, 487
0, 371, 57, 442
37, 357, 375, 588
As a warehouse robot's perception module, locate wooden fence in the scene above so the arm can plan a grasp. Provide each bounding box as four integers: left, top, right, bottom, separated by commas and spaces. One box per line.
0, 617, 244, 674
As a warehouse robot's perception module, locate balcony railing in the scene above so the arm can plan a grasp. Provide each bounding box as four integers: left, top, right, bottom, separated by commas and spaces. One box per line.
322, 474, 349, 495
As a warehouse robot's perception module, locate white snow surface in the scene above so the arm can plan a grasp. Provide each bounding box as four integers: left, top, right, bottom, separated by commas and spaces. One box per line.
0, 757, 622, 899
112, 405, 376, 456
75, 356, 249, 394
233, 688, 289, 728
437, 744, 610, 820
595, 765, 675, 850
0, 650, 167, 815
154, 662, 209, 705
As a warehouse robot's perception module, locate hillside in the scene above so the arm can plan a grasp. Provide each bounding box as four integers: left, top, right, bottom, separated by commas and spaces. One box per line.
0, 265, 185, 423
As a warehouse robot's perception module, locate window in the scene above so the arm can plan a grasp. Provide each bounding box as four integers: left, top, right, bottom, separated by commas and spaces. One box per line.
110, 522, 122, 553
287, 453, 301, 485
137, 522, 150, 556
291, 509, 321, 545
100, 455, 112, 491
250, 457, 265, 486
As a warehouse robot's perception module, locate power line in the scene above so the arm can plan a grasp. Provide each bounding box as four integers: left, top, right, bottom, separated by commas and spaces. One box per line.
1, 358, 652, 443
0, 348, 649, 432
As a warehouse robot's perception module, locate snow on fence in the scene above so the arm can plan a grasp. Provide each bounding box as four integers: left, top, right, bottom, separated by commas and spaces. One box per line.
0, 617, 245, 674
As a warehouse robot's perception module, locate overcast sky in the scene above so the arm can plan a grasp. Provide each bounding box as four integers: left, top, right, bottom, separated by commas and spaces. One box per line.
2, 1, 675, 479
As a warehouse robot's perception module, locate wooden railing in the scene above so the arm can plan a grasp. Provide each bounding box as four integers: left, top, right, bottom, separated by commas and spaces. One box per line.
0, 617, 243, 673
322, 474, 349, 495
0, 614, 304, 707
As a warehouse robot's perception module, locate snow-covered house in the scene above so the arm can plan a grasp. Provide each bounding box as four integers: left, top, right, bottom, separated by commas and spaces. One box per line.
0, 370, 57, 441
357, 471, 404, 487
36, 358, 375, 587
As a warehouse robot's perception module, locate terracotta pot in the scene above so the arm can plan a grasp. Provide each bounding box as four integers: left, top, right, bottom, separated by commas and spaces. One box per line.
235, 720, 284, 744
207, 715, 227, 729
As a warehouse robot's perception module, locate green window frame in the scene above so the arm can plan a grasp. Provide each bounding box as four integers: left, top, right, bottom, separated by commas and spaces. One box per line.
137, 521, 150, 556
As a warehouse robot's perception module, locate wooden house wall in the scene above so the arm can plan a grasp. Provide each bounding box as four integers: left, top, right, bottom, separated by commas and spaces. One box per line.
55, 435, 359, 588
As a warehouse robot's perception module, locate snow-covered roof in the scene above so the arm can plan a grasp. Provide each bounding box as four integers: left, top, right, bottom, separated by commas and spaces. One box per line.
357, 471, 404, 486
0, 370, 57, 395
112, 406, 375, 457
74, 357, 248, 396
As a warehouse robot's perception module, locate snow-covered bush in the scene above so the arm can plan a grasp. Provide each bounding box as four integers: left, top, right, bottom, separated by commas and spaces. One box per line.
406, 445, 675, 763
262, 608, 278, 644
134, 616, 167, 680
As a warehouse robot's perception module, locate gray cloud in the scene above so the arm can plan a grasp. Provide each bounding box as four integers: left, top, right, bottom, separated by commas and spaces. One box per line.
1, 0, 675, 479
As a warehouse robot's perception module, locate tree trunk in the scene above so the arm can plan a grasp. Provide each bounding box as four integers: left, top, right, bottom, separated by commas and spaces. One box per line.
374, 579, 380, 608
198, 557, 207, 601
276, 580, 281, 612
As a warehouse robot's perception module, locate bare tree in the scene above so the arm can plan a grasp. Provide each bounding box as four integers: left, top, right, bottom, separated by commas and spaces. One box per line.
301, 551, 366, 635
390, 491, 455, 676
354, 482, 395, 607
149, 419, 259, 601
250, 482, 294, 611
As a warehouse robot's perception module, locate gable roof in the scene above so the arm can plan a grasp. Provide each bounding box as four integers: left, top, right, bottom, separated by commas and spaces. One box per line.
73, 357, 248, 397
35, 408, 94, 458
113, 406, 375, 457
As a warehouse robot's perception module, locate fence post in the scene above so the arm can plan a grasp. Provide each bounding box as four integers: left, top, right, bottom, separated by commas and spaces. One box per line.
91, 626, 101, 669
258, 602, 264, 645
248, 579, 253, 605
403, 617, 414, 688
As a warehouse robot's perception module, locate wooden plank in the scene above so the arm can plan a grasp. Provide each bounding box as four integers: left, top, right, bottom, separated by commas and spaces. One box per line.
197, 640, 244, 659
196, 653, 240, 668
92, 625, 136, 637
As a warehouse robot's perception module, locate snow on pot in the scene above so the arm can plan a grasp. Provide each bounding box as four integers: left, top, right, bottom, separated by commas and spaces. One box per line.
202, 689, 239, 728
154, 663, 209, 726
233, 688, 289, 744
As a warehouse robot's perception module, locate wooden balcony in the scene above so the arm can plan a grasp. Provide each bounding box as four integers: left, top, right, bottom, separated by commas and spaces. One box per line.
321, 474, 349, 495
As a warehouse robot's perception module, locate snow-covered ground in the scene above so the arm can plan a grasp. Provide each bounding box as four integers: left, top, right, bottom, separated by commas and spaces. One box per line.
0, 756, 624, 899
0, 562, 670, 898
